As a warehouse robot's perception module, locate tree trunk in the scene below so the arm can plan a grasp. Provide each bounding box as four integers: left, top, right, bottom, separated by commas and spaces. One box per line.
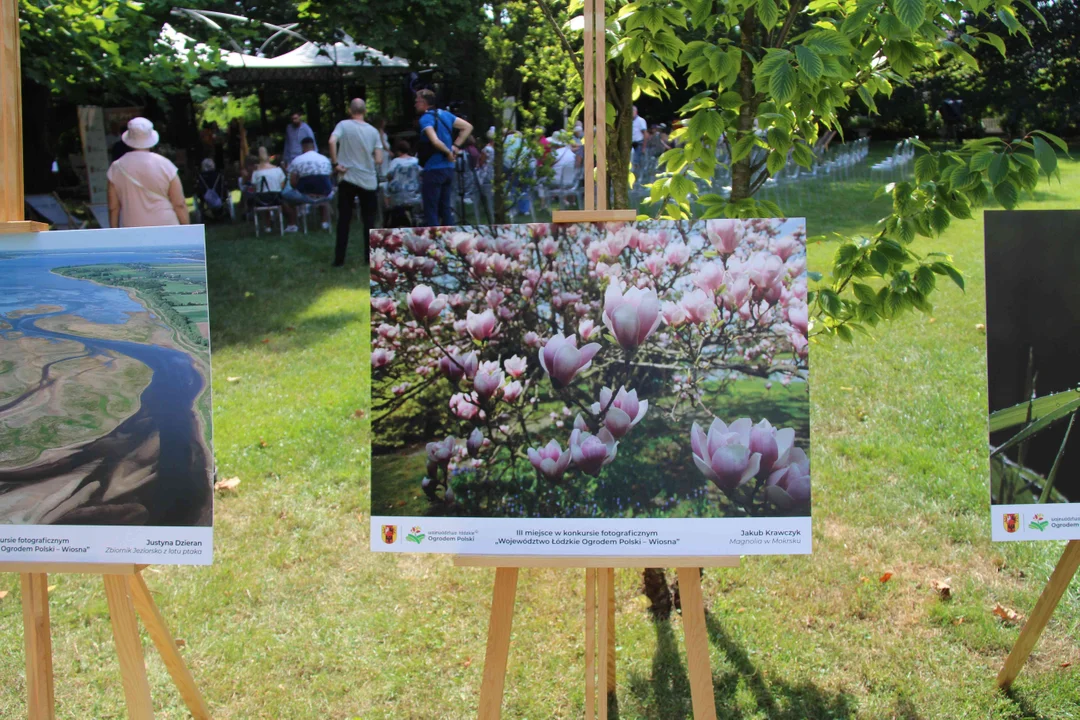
606, 62, 636, 209
729, 9, 760, 203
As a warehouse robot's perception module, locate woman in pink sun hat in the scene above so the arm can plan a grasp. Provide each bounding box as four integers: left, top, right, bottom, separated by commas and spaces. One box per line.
107, 117, 190, 228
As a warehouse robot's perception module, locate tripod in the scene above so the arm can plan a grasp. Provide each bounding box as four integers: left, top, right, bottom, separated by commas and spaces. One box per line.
455, 151, 492, 226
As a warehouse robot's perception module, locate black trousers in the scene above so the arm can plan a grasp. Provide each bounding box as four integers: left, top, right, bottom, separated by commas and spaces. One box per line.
335, 180, 377, 265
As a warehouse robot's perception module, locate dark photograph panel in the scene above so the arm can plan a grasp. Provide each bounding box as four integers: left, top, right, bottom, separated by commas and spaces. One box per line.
985, 210, 1080, 505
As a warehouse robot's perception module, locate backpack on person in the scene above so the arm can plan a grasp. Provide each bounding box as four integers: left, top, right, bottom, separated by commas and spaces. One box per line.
417, 109, 453, 167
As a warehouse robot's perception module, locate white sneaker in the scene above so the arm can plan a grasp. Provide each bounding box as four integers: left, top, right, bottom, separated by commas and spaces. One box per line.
284, 225, 299, 233
321, 222, 331, 231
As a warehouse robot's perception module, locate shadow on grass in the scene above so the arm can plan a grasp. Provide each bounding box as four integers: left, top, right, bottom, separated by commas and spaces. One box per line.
1002, 686, 1059, 720
203, 226, 369, 350
628, 612, 857, 719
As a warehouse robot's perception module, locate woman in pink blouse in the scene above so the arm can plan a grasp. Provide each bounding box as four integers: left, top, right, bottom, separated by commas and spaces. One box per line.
107, 118, 190, 228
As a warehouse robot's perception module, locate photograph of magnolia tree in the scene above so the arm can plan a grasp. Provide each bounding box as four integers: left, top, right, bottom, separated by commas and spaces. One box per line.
986, 211, 1080, 506
370, 219, 810, 520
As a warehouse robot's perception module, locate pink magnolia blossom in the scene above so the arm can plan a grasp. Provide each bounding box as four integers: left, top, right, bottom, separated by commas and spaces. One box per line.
473, 362, 504, 401
524, 331, 542, 348
486, 289, 505, 308
372, 297, 397, 316
570, 427, 619, 476
662, 301, 689, 328
449, 392, 482, 420
578, 318, 601, 341
528, 439, 572, 481
449, 232, 476, 255
790, 331, 808, 358
643, 253, 667, 277
490, 254, 512, 275
773, 235, 800, 261
502, 380, 524, 403
372, 348, 395, 367
681, 289, 716, 325
524, 269, 541, 285
504, 355, 528, 378
693, 262, 727, 293
691, 418, 761, 491
766, 447, 810, 507
720, 273, 751, 311
539, 238, 559, 256
407, 285, 448, 321
706, 219, 740, 255
748, 419, 796, 475
592, 386, 648, 438
602, 283, 662, 351
467, 428, 484, 457
466, 309, 498, 340
787, 302, 809, 335
376, 323, 399, 339
538, 334, 602, 389
665, 243, 691, 267
392, 383, 410, 395
747, 254, 786, 304
405, 234, 433, 255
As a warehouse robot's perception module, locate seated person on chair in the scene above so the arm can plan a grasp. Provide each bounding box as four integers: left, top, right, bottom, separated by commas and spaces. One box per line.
251, 146, 298, 231
281, 137, 334, 232
383, 140, 421, 228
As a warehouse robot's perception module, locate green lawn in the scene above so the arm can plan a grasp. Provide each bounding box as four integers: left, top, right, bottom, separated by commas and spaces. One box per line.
1, 152, 1079, 718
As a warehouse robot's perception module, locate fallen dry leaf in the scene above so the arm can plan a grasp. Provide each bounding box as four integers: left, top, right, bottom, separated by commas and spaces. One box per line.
879, 572, 893, 583
928, 317, 936, 323
226, 376, 242, 383
0, 590, 8, 600
975, 323, 986, 333
463, 658, 472, 668
354, 409, 366, 418
932, 579, 952, 600
214, 477, 241, 492
1062, 662, 1072, 669
175, 639, 187, 648
993, 603, 1023, 624
259, 438, 268, 448
261, 338, 270, 344
47, 585, 56, 592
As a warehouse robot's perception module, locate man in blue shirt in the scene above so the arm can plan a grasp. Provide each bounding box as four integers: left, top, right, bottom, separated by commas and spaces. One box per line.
283, 112, 316, 168
415, 89, 473, 226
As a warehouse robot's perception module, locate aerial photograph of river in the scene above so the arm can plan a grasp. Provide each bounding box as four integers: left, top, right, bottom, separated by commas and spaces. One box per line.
0, 227, 213, 527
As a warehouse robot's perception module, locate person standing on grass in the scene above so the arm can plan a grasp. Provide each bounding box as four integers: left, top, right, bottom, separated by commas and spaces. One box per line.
415, 89, 473, 227
283, 112, 316, 168
106, 117, 189, 228
329, 98, 382, 267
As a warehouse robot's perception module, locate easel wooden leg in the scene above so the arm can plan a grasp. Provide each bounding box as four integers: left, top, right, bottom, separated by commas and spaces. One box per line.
478, 567, 519, 720
597, 568, 611, 720
128, 573, 212, 719
677, 568, 717, 720
584, 568, 596, 720
103, 575, 154, 720
605, 568, 616, 697
20, 573, 55, 720
997, 540, 1080, 690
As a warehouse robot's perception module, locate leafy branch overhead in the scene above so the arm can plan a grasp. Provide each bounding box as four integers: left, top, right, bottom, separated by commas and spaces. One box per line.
572, 0, 1065, 340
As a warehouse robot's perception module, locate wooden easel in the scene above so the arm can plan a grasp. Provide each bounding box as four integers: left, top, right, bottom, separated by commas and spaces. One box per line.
997, 540, 1080, 689
456, 556, 739, 719
1, 2, 211, 716
458, 2, 736, 717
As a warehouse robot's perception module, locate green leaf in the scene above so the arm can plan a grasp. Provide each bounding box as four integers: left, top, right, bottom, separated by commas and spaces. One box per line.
981, 32, 1007, 58
993, 179, 1019, 209
969, 150, 996, 172
819, 289, 843, 316
869, 249, 891, 274
689, 109, 725, 143
997, 7, 1022, 34
757, 0, 780, 29
792, 142, 815, 168
766, 150, 787, 176
988, 152, 1009, 185
893, 0, 926, 29
1032, 136, 1058, 179
990, 389, 1080, 432
731, 133, 758, 163
913, 266, 936, 294
1031, 130, 1069, 154
769, 62, 798, 105
804, 29, 854, 54
857, 85, 878, 113
766, 126, 792, 154
929, 205, 951, 234
835, 324, 854, 342
914, 154, 938, 183
794, 45, 824, 80
853, 282, 878, 305
759, 49, 792, 75
718, 91, 743, 110
992, 398, 1080, 457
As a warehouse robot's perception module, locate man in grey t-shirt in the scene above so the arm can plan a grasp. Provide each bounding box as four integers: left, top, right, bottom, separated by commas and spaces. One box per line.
329, 98, 383, 266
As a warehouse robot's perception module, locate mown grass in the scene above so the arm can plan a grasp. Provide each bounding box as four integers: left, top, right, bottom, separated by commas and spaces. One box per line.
0, 149, 1078, 718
